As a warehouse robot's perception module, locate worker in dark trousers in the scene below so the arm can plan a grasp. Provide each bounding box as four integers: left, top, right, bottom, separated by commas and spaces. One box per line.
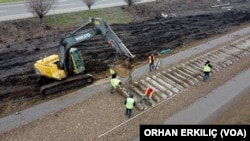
110, 78, 122, 94
140, 87, 154, 106
203, 61, 213, 81
110, 67, 116, 79
124, 94, 135, 118
148, 53, 156, 72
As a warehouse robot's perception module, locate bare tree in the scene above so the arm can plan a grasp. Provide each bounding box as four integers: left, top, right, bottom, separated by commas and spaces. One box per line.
25, 0, 57, 24
124, 0, 140, 7
82, 0, 97, 17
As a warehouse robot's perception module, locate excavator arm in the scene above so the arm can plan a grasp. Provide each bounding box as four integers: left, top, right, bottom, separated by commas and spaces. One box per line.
92, 18, 134, 58
58, 17, 135, 77
92, 18, 135, 77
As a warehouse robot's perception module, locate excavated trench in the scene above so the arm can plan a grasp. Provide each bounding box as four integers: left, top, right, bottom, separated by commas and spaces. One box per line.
0, 9, 250, 118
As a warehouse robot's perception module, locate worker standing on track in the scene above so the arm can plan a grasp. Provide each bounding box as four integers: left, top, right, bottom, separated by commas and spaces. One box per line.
110, 78, 122, 94
140, 87, 154, 105
110, 67, 116, 79
203, 60, 213, 81
124, 94, 135, 118
148, 53, 156, 72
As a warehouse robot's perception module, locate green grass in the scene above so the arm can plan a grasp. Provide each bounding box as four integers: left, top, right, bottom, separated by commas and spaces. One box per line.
0, 0, 23, 3
44, 6, 132, 27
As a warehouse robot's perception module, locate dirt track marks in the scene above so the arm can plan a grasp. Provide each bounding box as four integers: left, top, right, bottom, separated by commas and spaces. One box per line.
0, 11, 250, 117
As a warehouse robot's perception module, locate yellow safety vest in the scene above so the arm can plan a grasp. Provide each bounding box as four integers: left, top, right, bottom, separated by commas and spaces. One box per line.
111, 79, 121, 88
110, 68, 115, 75
126, 98, 135, 109
203, 64, 211, 72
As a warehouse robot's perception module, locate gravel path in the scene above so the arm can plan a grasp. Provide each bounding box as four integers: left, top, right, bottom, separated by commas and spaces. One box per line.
212, 89, 250, 124
164, 68, 250, 124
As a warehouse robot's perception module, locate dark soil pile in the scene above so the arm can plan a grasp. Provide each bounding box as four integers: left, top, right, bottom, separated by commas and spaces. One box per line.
0, 1, 250, 118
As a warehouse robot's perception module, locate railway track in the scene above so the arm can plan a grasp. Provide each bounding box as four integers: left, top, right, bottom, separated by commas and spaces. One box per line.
118, 35, 250, 110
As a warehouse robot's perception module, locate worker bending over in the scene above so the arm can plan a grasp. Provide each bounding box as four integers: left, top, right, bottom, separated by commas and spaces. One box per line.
140, 87, 154, 105
110, 78, 122, 94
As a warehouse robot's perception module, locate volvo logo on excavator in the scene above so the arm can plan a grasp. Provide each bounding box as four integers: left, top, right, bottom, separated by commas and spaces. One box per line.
75, 33, 91, 41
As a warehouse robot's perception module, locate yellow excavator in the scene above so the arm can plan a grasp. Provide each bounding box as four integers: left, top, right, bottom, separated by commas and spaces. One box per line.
34, 17, 135, 95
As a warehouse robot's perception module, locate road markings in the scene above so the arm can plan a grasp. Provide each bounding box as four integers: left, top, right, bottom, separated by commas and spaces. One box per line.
0, 3, 24, 8
0, 13, 33, 21
57, 3, 76, 6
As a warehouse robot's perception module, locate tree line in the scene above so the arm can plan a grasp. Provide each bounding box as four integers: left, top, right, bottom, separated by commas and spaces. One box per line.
25, 0, 247, 24
25, 0, 140, 24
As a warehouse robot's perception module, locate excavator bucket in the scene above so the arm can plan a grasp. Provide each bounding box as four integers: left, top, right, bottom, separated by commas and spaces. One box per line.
110, 58, 134, 78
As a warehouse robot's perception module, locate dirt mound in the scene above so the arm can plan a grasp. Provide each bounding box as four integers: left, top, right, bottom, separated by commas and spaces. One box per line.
0, 20, 63, 48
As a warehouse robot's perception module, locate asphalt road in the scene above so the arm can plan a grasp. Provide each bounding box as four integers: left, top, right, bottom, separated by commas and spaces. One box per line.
0, 0, 154, 22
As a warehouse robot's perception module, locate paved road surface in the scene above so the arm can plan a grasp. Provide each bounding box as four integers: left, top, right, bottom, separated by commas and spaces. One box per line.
0, 0, 154, 21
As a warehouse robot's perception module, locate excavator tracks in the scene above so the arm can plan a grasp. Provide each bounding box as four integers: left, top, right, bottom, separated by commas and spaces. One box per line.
118, 35, 250, 110
41, 74, 94, 95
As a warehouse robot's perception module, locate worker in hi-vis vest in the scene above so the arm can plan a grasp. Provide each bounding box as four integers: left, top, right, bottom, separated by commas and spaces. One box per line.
140, 87, 154, 105
110, 78, 122, 94
110, 67, 116, 79
148, 53, 156, 72
203, 60, 213, 81
124, 94, 135, 118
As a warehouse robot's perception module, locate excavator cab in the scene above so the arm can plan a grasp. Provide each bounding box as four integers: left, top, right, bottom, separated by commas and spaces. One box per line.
68, 48, 85, 74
